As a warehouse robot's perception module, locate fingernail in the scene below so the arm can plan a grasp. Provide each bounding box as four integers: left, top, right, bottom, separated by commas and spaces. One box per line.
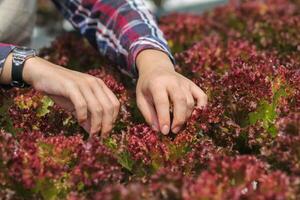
152, 124, 159, 131
161, 125, 169, 135
172, 126, 181, 134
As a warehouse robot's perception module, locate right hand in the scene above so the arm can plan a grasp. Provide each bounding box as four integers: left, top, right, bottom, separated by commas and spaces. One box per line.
1, 54, 120, 136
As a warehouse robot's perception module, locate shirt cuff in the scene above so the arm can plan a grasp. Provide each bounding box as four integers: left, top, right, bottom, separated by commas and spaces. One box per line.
0, 45, 15, 69
128, 36, 175, 78
0, 45, 16, 89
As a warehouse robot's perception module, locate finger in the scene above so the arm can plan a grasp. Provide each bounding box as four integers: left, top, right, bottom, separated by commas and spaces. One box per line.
137, 92, 159, 131
168, 86, 188, 134
81, 116, 91, 134
98, 80, 120, 124
70, 110, 91, 133
79, 85, 103, 135
67, 86, 88, 124
183, 86, 195, 120
91, 80, 115, 137
190, 83, 208, 108
151, 88, 170, 135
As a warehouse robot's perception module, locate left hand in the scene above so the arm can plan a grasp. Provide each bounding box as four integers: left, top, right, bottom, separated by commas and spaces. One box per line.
136, 49, 207, 135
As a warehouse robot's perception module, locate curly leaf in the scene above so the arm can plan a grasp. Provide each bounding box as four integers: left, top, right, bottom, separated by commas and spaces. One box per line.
117, 151, 134, 172
37, 96, 54, 117
248, 86, 287, 137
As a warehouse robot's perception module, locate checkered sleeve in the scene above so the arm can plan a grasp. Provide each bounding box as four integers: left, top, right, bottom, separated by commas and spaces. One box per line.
52, 0, 175, 78
0, 43, 15, 74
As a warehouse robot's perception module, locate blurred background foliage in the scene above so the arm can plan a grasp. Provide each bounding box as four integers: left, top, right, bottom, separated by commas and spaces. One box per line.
34, 0, 226, 49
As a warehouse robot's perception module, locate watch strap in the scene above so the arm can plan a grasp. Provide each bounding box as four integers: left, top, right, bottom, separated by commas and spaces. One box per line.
11, 59, 29, 88
12, 60, 23, 82
11, 48, 36, 88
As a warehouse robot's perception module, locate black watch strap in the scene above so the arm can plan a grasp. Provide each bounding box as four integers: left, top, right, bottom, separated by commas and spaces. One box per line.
10, 47, 36, 88
11, 60, 29, 88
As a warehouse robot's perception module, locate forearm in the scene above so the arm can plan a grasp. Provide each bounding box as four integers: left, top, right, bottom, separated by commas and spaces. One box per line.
2, 49, 121, 136
0, 52, 62, 87
0, 44, 16, 85
0, 53, 12, 84
52, 0, 174, 77
136, 49, 174, 75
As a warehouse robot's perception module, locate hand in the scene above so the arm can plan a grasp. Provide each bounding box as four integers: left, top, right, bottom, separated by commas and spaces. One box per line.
136, 49, 207, 135
1, 54, 120, 136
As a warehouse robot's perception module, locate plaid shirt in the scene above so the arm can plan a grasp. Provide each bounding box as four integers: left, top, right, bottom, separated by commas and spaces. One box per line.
0, 0, 173, 80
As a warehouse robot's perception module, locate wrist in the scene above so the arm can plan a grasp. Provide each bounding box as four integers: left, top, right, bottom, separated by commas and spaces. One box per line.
136, 49, 174, 75
23, 57, 64, 87
2, 46, 38, 87
23, 56, 40, 85
0, 53, 13, 84
0, 53, 40, 86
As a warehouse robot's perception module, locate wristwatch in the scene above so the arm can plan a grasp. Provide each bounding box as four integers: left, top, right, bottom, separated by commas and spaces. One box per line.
11, 47, 36, 88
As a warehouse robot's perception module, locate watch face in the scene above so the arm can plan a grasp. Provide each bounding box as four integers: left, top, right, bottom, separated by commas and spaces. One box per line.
14, 46, 36, 56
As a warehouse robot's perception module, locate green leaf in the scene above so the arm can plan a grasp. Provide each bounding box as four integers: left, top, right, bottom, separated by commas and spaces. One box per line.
267, 124, 277, 137
113, 121, 127, 132
103, 137, 134, 172
0, 98, 19, 135
77, 182, 85, 191
34, 179, 60, 200
63, 116, 74, 126
37, 96, 54, 117
248, 85, 287, 137
104, 137, 118, 150
273, 86, 287, 105
169, 143, 192, 161
33, 174, 70, 200
117, 151, 134, 172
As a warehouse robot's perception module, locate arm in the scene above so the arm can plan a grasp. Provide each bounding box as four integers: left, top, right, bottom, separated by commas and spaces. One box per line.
0, 44, 120, 136
0, 44, 15, 82
52, 0, 207, 134
51, 0, 174, 77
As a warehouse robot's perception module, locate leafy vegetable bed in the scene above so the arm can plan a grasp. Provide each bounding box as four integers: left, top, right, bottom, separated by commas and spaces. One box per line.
1, 0, 300, 199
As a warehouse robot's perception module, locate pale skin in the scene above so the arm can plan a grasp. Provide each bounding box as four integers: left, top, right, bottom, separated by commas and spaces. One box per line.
0, 49, 207, 136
